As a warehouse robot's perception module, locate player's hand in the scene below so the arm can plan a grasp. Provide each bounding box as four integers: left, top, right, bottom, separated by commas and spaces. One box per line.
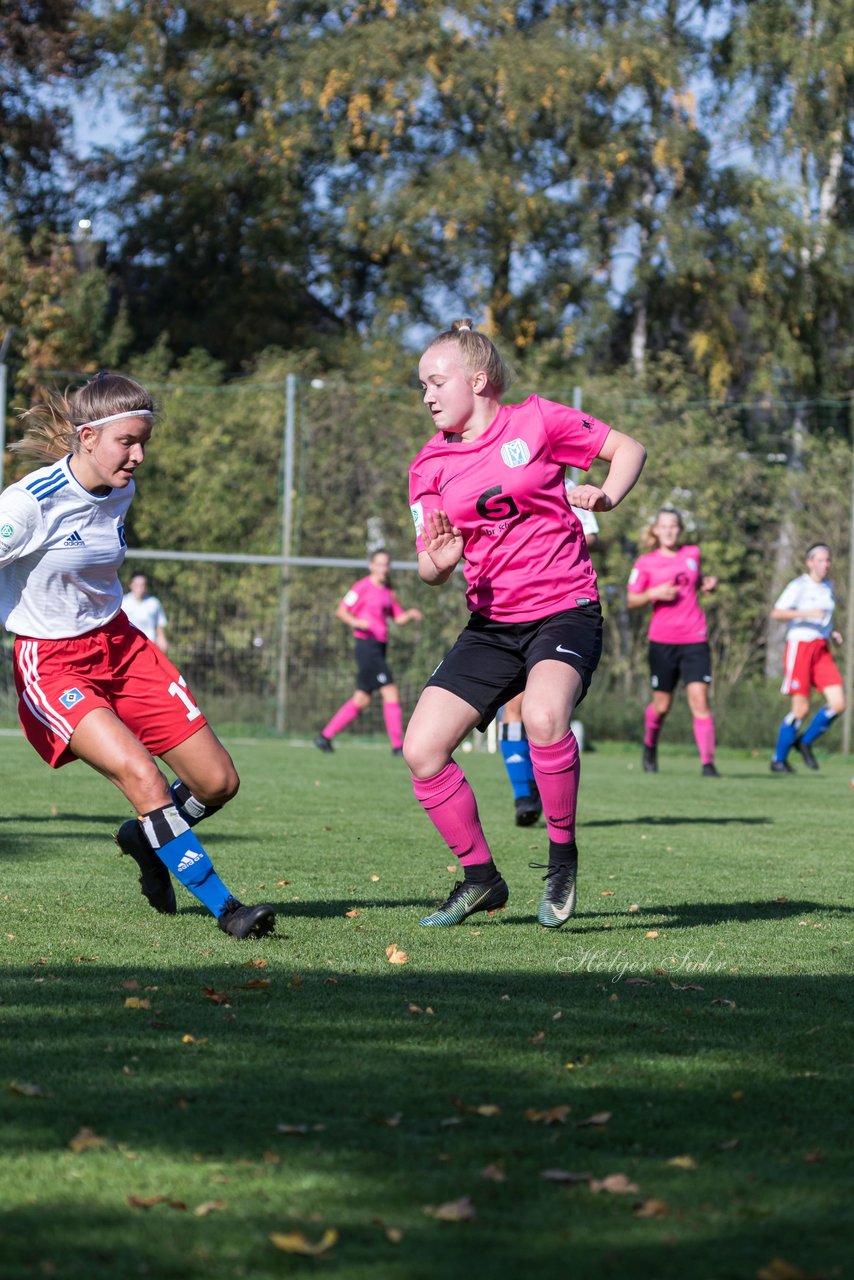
421, 510, 464, 571
831, 629, 843, 645
566, 484, 613, 512
701, 575, 718, 593
651, 582, 680, 602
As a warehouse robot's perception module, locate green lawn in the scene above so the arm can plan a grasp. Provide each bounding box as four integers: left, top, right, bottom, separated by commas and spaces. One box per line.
1, 733, 852, 1280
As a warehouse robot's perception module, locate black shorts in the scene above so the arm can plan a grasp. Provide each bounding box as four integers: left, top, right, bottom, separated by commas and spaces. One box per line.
648, 641, 712, 694
425, 603, 603, 731
355, 638, 394, 693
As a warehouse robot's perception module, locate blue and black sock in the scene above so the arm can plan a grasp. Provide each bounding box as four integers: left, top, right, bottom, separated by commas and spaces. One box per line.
774, 713, 802, 763
142, 804, 231, 918
800, 706, 838, 746
500, 721, 536, 800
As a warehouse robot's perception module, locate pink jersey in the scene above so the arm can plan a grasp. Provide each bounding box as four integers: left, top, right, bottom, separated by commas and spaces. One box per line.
409, 395, 611, 623
342, 576, 405, 642
628, 545, 708, 643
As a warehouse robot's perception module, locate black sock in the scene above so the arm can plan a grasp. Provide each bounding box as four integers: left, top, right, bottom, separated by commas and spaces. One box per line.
548, 839, 578, 872
463, 860, 498, 883
170, 779, 222, 827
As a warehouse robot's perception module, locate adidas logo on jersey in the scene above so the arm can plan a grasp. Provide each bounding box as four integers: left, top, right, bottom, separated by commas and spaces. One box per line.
62, 530, 85, 548
176, 848, 204, 873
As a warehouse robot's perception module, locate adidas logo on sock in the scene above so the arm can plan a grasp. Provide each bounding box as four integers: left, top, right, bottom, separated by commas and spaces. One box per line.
176, 849, 204, 873
62, 530, 85, 548
506, 752, 525, 763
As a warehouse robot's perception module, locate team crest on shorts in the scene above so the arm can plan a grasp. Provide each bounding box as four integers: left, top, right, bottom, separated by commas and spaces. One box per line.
500, 438, 530, 468
59, 687, 85, 709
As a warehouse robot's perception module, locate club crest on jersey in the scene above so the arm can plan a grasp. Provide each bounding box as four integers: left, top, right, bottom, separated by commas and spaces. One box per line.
118, 523, 127, 547
1, 524, 13, 538
687, 557, 697, 570
410, 501, 423, 531
500, 438, 530, 468
59, 687, 85, 709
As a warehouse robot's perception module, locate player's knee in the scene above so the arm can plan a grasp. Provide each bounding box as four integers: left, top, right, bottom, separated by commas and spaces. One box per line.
204, 762, 240, 806
524, 706, 567, 745
401, 733, 436, 779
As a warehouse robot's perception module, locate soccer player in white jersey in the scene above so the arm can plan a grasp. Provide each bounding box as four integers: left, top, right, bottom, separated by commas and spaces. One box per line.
770, 544, 845, 772
122, 571, 168, 651
0, 372, 274, 938
405, 319, 646, 928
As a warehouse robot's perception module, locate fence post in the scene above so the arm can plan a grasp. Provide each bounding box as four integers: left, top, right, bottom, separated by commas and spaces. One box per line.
275, 373, 297, 734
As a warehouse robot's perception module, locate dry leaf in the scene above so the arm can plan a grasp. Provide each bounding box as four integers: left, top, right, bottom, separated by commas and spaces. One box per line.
576, 1111, 612, 1128
525, 1105, 571, 1125
193, 1200, 226, 1216
241, 958, 268, 969
385, 944, 409, 965
625, 977, 653, 986
69, 1127, 107, 1154
634, 1198, 669, 1218
423, 1196, 476, 1222
529, 1030, 546, 1044
269, 1229, 338, 1256
121, 980, 140, 990
453, 1098, 501, 1117
370, 874, 380, 882
600, 890, 615, 897
540, 1169, 592, 1184
123, 997, 151, 1009
628, 903, 640, 913
712, 997, 736, 1008
446, 865, 457, 873
234, 978, 270, 989
275, 1122, 325, 1134
670, 982, 704, 992
589, 1173, 639, 1195
645, 930, 659, 939
344, 909, 361, 919
9, 1080, 46, 1097
287, 975, 303, 990
480, 1164, 506, 1182
385, 1227, 403, 1243
718, 1138, 740, 1151
757, 1260, 811, 1280
371, 1113, 402, 1127
201, 987, 230, 1005
667, 1154, 697, 1170
181, 1035, 208, 1045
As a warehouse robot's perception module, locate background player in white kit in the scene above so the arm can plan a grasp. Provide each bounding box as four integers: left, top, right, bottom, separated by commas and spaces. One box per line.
770, 544, 845, 772
122, 570, 168, 651
0, 372, 274, 938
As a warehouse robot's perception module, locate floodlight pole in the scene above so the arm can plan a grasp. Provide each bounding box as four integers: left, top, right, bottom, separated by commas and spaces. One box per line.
275, 373, 297, 734
0, 327, 15, 494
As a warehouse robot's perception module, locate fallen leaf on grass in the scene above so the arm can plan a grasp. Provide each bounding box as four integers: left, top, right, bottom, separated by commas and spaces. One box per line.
453, 1098, 501, 1117
123, 997, 151, 1010
234, 978, 270, 990
480, 1164, 506, 1182
757, 1259, 812, 1280
201, 987, 230, 1006
540, 1169, 592, 1184
525, 1105, 571, 1125
344, 909, 361, 919
370, 874, 380, 882
127, 1195, 187, 1211
276, 1122, 326, 1134
371, 1113, 402, 1127
712, 997, 736, 1008
193, 1200, 226, 1216
589, 1173, 639, 1195
385, 944, 409, 965
69, 1127, 107, 1154
667, 1154, 697, 1170
385, 1227, 404, 1243
181, 1035, 208, 1046
121, 980, 140, 990
670, 982, 704, 992
644, 930, 659, 939
407, 1003, 434, 1016
803, 1150, 824, 1164
628, 904, 640, 913
625, 977, 653, 987
529, 1030, 546, 1044
423, 1196, 476, 1222
287, 975, 303, 990
269, 1229, 338, 1256
600, 890, 615, 897
576, 1111, 612, 1128
634, 1198, 669, 1218
9, 1081, 46, 1098
717, 1138, 740, 1151
241, 958, 268, 969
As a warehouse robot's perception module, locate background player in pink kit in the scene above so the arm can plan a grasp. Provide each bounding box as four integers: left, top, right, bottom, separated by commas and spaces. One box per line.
315, 549, 422, 755
627, 507, 719, 776
405, 319, 646, 928
769, 543, 845, 773
0, 373, 274, 939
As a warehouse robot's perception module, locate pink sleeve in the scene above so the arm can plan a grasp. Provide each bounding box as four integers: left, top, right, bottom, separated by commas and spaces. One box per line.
390, 592, 405, 620
537, 397, 612, 469
409, 466, 442, 554
627, 559, 649, 593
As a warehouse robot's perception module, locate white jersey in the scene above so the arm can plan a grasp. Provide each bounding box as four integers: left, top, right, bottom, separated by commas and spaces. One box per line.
0, 454, 132, 638
773, 573, 835, 643
122, 592, 167, 641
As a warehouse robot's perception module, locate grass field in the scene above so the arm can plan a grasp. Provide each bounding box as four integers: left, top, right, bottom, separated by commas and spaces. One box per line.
1, 732, 852, 1280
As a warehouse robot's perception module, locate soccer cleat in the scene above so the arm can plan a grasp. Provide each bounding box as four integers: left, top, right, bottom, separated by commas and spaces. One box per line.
114, 820, 177, 915
419, 875, 508, 927
217, 897, 275, 939
532, 852, 578, 928
794, 738, 819, 770
701, 762, 721, 778
391, 746, 404, 757
770, 759, 796, 773
514, 788, 542, 827
314, 733, 334, 754
642, 744, 658, 773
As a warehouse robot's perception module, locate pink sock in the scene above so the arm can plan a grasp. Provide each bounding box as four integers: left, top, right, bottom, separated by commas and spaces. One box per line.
644, 703, 665, 748
529, 729, 580, 845
383, 701, 403, 749
322, 698, 362, 740
692, 714, 716, 765
412, 761, 493, 866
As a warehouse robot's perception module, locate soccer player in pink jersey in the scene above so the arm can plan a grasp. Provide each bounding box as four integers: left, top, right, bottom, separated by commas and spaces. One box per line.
627, 507, 719, 777
769, 544, 845, 772
405, 318, 646, 928
315, 549, 422, 755
0, 373, 274, 939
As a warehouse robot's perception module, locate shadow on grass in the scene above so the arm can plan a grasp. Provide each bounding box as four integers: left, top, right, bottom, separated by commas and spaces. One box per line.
571, 899, 854, 929
0, 964, 851, 1279
582, 815, 773, 828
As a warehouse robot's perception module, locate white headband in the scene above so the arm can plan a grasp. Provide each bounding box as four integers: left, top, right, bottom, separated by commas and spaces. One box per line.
457, 324, 472, 331
76, 410, 153, 432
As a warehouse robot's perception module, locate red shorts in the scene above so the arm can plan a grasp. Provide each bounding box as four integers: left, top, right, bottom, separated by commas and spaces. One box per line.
13, 611, 208, 768
781, 638, 842, 696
